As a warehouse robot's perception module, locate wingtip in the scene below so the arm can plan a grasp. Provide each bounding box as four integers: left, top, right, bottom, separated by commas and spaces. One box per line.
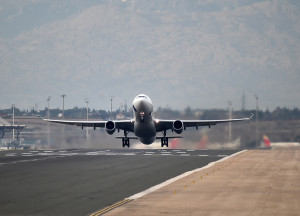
35, 115, 45, 120
249, 113, 254, 119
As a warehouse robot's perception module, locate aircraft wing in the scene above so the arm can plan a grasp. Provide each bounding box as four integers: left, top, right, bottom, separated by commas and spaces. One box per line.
155, 114, 253, 132
0, 125, 26, 130
43, 119, 134, 132
0, 117, 26, 130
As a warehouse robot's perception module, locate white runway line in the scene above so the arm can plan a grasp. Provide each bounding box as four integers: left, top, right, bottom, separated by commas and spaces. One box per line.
5, 154, 16, 157
86, 152, 101, 155
38, 153, 50, 155
123, 153, 136, 156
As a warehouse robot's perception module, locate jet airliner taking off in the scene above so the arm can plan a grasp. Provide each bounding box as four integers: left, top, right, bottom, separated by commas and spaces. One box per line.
44, 94, 253, 148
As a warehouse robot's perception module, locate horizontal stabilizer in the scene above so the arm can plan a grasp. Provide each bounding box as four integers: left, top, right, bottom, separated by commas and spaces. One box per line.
156, 136, 183, 139
116, 136, 139, 139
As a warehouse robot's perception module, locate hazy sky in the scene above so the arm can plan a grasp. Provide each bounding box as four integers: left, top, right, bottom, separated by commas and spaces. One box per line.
1, 0, 300, 112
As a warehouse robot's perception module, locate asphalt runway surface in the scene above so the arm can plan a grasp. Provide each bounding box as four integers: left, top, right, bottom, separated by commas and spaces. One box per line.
0, 148, 238, 216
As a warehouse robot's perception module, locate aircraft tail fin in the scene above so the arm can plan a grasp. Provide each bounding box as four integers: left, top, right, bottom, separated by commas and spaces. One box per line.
262, 135, 271, 147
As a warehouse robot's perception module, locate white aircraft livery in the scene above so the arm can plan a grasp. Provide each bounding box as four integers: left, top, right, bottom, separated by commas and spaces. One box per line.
45, 94, 253, 147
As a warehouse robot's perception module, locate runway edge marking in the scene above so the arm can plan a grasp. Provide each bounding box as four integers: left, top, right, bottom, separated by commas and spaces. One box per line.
88, 150, 247, 216
127, 149, 248, 200
89, 199, 132, 216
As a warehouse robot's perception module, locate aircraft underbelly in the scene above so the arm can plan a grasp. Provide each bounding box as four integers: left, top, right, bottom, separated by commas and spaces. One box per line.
134, 121, 156, 144
138, 136, 156, 145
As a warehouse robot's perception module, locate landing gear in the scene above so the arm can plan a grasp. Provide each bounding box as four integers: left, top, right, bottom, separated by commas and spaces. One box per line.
161, 130, 168, 147
122, 130, 130, 148
122, 138, 130, 148
161, 137, 168, 147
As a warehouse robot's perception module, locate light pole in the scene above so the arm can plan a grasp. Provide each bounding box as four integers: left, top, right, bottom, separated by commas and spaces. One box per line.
228, 101, 232, 143
255, 95, 259, 148
110, 96, 114, 119
12, 104, 15, 139
61, 94, 66, 119
47, 96, 51, 119
47, 96, 51, 147
85, 98, 89, 121
85, 99, 89, 136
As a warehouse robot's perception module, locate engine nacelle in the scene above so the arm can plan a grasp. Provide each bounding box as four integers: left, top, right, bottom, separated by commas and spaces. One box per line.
105, 121, 116, 135
173, 120, 184, 134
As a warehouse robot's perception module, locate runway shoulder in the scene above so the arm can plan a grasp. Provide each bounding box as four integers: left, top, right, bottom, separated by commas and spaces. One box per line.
105, 147, 300, 216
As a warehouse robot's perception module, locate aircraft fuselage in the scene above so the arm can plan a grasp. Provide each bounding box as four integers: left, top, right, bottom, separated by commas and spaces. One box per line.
132, 94, 156, 144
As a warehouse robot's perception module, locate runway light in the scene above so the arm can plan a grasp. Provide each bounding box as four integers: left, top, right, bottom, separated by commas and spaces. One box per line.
174, 190, 176, 194
184, 185, 187, 189
200, 176, 202, 180
193, 180, 195, 184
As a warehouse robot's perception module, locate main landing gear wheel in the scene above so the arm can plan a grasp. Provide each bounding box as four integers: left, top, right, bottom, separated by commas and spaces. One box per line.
122, 138, 130, 148
122, 130, 130, 148
161, 137, 168, 147
161, 130, 169, 147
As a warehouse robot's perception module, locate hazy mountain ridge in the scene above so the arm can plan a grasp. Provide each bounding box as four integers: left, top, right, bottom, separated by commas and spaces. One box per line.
1, 0, 300, 110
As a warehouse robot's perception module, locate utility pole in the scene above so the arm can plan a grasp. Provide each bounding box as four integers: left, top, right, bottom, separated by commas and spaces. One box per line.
47, 96, 51, 119
255, 95, 259, 148
61, 94, 66, 119
228, 101, 232, 143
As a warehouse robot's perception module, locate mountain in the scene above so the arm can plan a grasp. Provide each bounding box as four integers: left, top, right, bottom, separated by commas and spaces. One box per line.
1, 0, 300, 111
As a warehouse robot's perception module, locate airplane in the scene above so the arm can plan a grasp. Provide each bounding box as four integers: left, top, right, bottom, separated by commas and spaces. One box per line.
0, 117, 26, 138
44, 94, 253, 148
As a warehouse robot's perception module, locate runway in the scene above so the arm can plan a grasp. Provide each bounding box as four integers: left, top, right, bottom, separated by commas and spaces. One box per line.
105, 147, 300, 216
0, 148, 238, 216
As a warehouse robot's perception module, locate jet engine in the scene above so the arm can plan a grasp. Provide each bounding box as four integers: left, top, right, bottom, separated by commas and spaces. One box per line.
173, 120, 184, 134
105, 121, 116, 135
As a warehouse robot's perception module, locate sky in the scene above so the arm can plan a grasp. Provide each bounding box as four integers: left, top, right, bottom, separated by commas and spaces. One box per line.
1, 0, 300, 112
